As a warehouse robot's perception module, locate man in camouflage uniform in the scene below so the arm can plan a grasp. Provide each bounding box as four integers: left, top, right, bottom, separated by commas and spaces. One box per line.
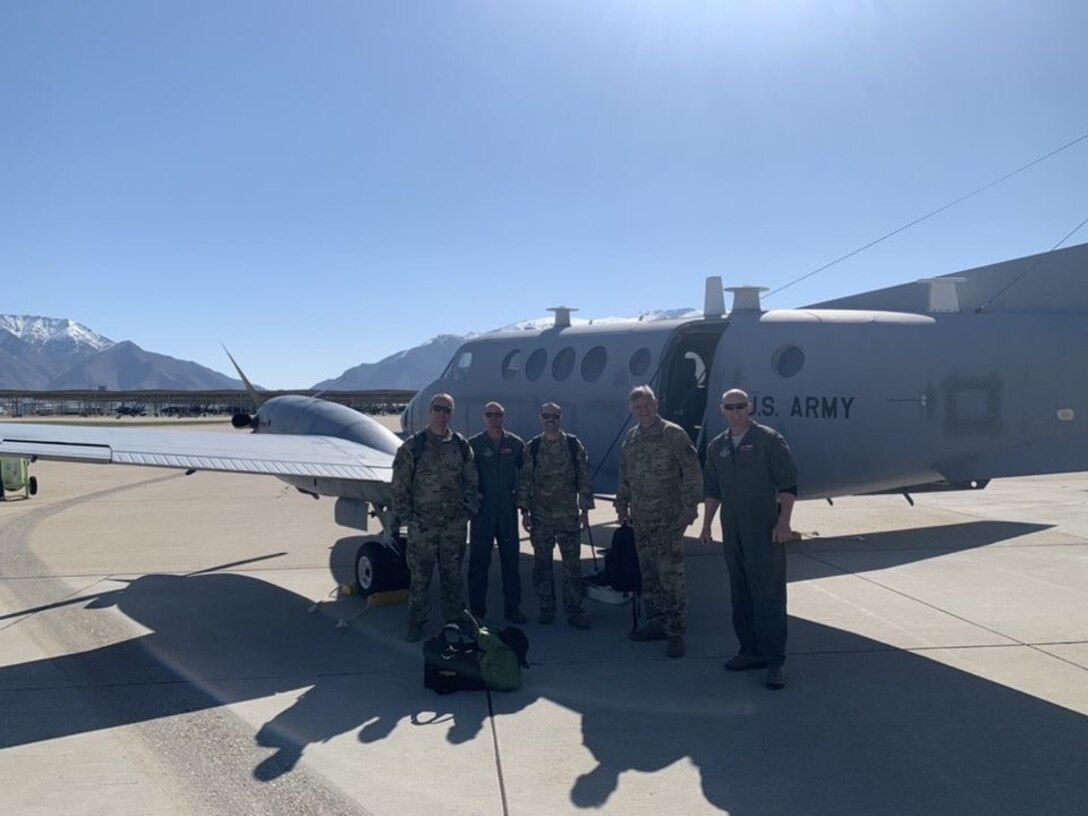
615, 385, 702, 658
517, 402, 594, 629
467, 401, 527, 623
391, 393, 479, 642
700, 388, 797, 690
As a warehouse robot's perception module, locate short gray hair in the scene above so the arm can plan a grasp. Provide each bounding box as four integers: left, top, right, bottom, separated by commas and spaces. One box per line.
721, 388, 749, 405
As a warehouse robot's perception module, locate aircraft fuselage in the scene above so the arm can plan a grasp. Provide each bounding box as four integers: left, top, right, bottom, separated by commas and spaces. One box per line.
404, 306, 1088, 499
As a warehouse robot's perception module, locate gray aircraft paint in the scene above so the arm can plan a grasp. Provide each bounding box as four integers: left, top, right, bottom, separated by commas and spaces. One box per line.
407, 242, 1088, 501
3, 243, 1085, 536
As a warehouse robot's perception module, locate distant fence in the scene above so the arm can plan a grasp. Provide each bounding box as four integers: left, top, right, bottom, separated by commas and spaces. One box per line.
0, 389, 417, 418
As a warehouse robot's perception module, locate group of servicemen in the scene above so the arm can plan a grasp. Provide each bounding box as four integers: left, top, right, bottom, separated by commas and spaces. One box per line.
390, 384, 798, 691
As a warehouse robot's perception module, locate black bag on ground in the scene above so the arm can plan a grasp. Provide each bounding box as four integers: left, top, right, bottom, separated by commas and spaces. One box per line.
423, 623, 486, 694
605, 523, 641, 593
422, 612, 529, 694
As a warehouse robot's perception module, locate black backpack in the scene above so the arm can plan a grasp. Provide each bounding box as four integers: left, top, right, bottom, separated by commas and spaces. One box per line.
604, 524, 641, 593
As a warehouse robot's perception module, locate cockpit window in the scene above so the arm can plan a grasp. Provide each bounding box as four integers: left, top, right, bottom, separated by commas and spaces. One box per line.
444, 349, 473, 380
501, 350, 522, 380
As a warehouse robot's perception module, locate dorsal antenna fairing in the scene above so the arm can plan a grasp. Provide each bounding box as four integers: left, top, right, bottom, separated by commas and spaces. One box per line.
547, 306, 578, 328
726, 286, 769, 313
917, 277, 966, 313
704, 277, 725, 318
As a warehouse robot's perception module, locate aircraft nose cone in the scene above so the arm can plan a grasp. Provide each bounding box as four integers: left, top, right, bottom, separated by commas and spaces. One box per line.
403, 392, 423, 433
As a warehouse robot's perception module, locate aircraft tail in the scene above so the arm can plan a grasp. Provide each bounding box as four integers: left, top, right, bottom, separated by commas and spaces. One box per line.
805, 241, 1088, 314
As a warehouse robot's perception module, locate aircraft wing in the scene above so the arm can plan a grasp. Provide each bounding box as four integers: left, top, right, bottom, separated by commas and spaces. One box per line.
0, 423, 393, 482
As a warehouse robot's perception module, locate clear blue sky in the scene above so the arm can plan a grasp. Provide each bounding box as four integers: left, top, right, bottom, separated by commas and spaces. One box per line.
3, 2, 1086, 388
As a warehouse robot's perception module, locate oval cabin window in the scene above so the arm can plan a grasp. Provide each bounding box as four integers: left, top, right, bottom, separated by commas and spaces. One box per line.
581, 346, 607, 382
552, 347, 575, 381
525, 348, 548, 381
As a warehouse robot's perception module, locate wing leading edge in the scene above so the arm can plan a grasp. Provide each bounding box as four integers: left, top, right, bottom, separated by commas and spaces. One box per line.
0, 423, 393, 482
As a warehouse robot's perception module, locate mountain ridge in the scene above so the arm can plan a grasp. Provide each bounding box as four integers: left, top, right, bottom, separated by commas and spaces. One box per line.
1, 309, 699, 391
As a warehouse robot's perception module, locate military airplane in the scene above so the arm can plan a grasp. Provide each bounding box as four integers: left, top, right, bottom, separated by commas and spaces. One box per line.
2, 242, 1087, 595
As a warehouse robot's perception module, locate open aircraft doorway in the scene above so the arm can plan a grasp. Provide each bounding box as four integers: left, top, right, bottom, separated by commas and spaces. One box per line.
658, 321, 727, 451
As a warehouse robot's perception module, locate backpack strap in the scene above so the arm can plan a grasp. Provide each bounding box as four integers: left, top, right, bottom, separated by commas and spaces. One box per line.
413, 431, 470, 465
567, 434, 580, 492
530, 434, 580, 491
412, 431, 428, 464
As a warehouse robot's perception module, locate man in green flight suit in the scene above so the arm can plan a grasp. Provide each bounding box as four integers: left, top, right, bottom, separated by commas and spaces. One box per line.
700, 388, 798, 690
467, 401, 527, 623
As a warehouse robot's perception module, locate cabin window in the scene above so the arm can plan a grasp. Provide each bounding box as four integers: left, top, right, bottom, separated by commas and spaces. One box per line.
552, 347, 575, 381
581, 345, 607, 382
525, 348, 548, 381
772, 345, 805, 378
629, 348, 651, 377
501, 350, 522, 380
449, 350, 473, 380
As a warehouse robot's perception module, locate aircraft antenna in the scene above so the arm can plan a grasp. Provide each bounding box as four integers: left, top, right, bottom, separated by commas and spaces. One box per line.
763, 129, 1088, 301
547, 306, 578, 328
725, 286, 768, 312
703, 277, 725, 318
974, 212, 1088, 312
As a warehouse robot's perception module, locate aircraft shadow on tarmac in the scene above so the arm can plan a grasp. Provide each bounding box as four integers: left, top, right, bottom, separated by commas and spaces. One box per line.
1, 520, 1085, 815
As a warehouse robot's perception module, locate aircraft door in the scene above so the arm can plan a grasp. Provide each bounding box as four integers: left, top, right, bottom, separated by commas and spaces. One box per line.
657, 322, 727, 449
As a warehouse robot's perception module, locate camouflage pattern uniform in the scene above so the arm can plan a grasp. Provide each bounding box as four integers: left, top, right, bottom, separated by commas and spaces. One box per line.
614, 417, 702, 637
517, 433, 594, 618
391, 429, 479, 628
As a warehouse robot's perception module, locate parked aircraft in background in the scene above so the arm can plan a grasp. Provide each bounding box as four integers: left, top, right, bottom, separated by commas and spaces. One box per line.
2, 242, 1086, 594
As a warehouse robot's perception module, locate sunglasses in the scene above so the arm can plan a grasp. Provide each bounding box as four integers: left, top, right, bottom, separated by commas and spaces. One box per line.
430, 404, 452, 414
722, 402, 749, 411
540, 413, 561, 420
485, 411, 504, 418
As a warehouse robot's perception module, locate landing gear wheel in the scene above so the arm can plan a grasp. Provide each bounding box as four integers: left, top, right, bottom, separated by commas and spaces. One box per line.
353, 538, 410, 598
28, 476, 37, 497
354, 541, 383, 598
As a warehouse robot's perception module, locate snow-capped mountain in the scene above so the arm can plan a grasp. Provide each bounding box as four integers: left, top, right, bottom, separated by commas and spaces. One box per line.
0, 316, 114, 356
494, 308, 700, 333
0, 315, 241, 390
0, 307, 699, 391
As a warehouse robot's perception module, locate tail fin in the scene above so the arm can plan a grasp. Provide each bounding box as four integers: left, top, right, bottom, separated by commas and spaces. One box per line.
805, 242, 1088, 314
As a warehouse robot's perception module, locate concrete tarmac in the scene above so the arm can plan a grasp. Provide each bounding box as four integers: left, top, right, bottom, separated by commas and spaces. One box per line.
1, 423, 1086, 815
